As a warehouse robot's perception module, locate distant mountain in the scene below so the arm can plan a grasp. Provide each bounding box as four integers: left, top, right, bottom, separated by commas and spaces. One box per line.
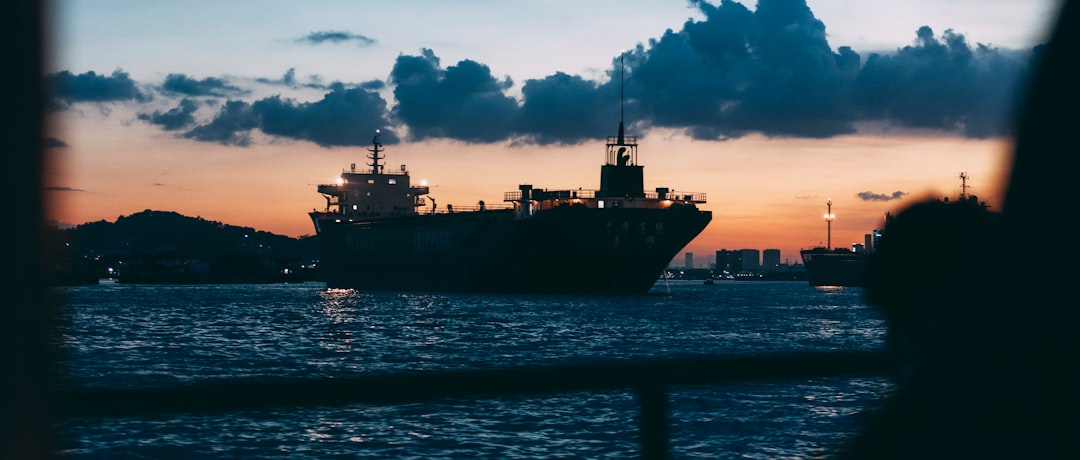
46, 210, 319, 285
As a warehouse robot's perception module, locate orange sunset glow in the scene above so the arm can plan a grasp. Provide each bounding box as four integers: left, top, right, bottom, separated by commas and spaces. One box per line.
44, 0, 1053, 267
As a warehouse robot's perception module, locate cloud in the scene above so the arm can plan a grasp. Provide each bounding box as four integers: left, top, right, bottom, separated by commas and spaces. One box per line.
626, 0, 860, 139
44, 137, 68, 149
54, 0, 1038, 147
138, 98, 200, 130
45, 69, 149, 110
181, 83, 398, 147
516, 72, 619, 145
160, 73, 249, 97
254, 68, 379, 91
852, 26, 1029, 138
252, 83, 398, 146
297, 31, 376, 47
857, 191, 908, 201
46, 186, 86, 192
390, 49, 518, 142
182, 100, 258, 146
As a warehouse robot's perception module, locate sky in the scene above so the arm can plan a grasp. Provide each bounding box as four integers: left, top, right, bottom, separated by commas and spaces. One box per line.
44, 0, 1063, 266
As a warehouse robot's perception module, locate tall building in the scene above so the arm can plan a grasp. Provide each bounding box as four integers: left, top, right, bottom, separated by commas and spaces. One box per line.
685, 252, 694, 269
715, 249, 740, 273
739, 249, 760, 272
762, 249, 781, 272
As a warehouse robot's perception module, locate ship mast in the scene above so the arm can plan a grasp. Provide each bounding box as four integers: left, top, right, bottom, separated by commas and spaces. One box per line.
619, 52, 625, 144
368, 129, 384, 175
613, 50, 631, 155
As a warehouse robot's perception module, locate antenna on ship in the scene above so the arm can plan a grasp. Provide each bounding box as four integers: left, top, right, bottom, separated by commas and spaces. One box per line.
959, 171, 969, 200
600, 50, 643, 197
368, 129, 384, 175
618, 51, 625, 145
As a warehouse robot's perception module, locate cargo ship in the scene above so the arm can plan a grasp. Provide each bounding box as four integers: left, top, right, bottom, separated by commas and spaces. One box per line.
309, 122, 711, 295
801, 173, 993, 287
800, 199, 877, 287
800, 246, 870, 287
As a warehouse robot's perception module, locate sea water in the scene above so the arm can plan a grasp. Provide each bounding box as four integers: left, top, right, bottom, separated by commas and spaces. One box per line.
52, 280, 892, 459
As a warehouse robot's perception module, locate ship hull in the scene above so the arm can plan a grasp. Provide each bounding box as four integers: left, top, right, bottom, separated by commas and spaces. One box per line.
312, 205, 711, 295
800, 248, 867, 287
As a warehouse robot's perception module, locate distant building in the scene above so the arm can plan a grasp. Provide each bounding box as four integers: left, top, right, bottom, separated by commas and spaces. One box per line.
685, 252, 694, 269
762, 249, 780, 273
715, 249, 740, 273
872, 229, 885, 251
739, 249, 760, 273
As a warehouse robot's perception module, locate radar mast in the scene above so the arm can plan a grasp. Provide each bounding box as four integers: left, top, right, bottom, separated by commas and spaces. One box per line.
368, 130, 384, 175
599, 51, 644, 198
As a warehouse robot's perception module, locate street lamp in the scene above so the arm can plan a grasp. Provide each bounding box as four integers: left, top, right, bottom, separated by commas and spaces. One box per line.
824, 199, 835, 250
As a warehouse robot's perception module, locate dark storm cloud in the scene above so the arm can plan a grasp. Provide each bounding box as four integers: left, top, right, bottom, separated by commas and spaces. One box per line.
390, 49, 518, 142
138, 98, 200, 130
182, 83, 398, 147
380, 0, 1030, 143
852, 26, 1029, 137
626, 0, 859, 139
298, 31, 376, 47
55, 0, 1037, 148
45, 69, 149, 110
183, 100, 257, 146
516, 72, 619, 145
857, 191, 908, 201
251, 83, 398, 146
160, 73, 248, 97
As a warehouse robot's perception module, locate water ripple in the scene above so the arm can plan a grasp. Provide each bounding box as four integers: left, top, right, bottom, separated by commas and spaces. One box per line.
55, 280, 891, 458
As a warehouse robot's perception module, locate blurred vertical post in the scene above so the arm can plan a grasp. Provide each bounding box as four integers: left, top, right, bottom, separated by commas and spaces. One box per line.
2, 0, 52, 459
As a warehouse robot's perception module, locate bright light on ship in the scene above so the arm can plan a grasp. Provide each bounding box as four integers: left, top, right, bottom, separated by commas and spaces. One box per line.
336, 177, 344, 185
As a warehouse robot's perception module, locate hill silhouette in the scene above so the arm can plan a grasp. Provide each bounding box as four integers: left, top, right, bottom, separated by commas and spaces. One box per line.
47, 210, 318, 285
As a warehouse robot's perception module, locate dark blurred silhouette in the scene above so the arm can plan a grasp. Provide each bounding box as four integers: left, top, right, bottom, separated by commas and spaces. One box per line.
839, 0, 1079, 458
4, 1, 51, 459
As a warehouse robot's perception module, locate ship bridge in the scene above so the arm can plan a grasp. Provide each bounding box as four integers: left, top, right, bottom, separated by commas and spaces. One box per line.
598, 121, 645, 199
314, 131, 429, 220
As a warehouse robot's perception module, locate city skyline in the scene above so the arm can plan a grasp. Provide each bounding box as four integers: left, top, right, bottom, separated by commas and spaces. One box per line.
45, 0, 1061, 261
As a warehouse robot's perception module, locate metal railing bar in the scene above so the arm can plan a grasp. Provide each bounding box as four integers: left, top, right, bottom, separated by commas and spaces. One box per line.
59, 350, 899, 419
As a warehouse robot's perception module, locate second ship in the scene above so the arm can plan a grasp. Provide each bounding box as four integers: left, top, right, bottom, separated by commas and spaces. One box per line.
309, 120, 712, 295
800, 172, 994, 287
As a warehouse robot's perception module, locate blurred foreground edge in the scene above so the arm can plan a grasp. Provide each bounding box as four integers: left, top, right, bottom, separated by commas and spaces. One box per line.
5, 0, 1080, 459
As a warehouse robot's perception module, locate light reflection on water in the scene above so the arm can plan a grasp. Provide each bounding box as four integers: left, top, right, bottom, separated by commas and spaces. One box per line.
55, 280, 892, 458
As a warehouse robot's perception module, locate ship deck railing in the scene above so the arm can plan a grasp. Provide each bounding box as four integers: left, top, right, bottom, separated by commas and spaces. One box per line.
340, 167, 409, 176
503, 188, 706, 204
313, 204, 517, 217
426, 203, 515, 214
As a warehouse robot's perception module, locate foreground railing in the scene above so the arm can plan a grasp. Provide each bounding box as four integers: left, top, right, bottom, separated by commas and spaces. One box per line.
60, 350, 900, 459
